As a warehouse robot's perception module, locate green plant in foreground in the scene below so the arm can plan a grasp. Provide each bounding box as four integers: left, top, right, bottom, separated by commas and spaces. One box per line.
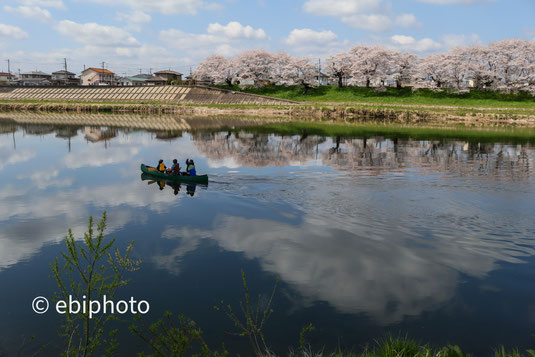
51, 212, 139, 357
215, 271, 279, 357
130, 312, 228, 357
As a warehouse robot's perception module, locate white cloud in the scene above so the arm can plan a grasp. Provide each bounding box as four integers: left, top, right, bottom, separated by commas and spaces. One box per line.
303, 0, 382, 17
0, 23, 29, 40
418, 0, 495, 4
116, 10, 151, 32
159, 22, 269, 60
159, 29, 236, 57
116, 10, 151, 24
341, 13, 392, 32
395, 13, 421, 28
206, 22, 267, 40
55, 20, 139, 47
283, 28, 338, 45
302, 0, 419, 32
388, 33, 480, 52
391, 35, 442, 52
441, 33, 481, 48
19, 0, 65, 10
81, 0, 221, 15
282, 28, 349, 58
4, 5, 53, 23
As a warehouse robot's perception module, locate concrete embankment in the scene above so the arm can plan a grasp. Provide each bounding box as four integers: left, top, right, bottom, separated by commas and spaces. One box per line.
0, 85, 296, 105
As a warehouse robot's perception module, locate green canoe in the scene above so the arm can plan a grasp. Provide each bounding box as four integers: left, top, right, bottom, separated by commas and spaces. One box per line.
140, 164, 209, 184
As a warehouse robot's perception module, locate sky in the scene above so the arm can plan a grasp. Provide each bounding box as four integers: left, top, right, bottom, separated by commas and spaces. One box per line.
0, 0, 534, 76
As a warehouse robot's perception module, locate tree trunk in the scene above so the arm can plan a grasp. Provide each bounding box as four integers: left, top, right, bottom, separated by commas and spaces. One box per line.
338, 76, 343, 88
366, 78, 371, 88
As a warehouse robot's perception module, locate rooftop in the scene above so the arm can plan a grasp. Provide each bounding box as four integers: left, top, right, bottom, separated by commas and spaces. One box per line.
83, 67, 115, 74
147, 76, 166, 82
52, 70, 76, 75
154, 70, 183, 76
22, 71, 51, 76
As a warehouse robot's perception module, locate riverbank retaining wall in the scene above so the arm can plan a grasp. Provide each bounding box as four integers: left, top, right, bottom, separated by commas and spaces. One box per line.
0, 85, 296, 105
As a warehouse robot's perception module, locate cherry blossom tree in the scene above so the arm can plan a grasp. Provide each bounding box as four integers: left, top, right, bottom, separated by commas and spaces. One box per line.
234, 50, 276, 86
416, 53, 450, 89
325, 52, 353, 88
490, 39, 535, 91
193, 55, 236, 86
274, 53, 317, 92
389, 52, 419, 89
348, 46, 395, 88
192, 40, 535, 94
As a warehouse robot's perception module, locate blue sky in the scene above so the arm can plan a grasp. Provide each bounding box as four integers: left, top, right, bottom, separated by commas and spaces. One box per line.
0, 0, 533, 76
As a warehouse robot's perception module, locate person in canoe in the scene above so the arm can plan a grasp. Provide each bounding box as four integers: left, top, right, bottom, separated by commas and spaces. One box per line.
186, 159, 196, 176
166, 159, 181, 176
157, 159, 166, 173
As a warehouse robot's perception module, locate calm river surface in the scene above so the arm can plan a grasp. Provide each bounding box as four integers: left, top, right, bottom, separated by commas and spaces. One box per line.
1, 116, 535, 355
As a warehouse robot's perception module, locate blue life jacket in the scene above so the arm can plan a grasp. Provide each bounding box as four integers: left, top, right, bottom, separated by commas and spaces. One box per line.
187, 164, 196, 176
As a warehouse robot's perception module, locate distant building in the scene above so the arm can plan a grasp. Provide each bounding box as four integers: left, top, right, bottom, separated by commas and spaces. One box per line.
19, 71, 52, 86
132, 73, 153, 80
21, 71, 52, 79
314, 72, 330, 86
0, 72, 14, 84
117, 76, 149, 86
51, 70, 79, 86
146, 76, 166, 86
117, 77, 133, 86
154, 70, 182, 82
81, 67, 116, 86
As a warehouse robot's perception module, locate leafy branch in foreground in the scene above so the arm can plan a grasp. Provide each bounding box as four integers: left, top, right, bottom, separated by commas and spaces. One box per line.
50, 212, 140, 357
130, 312, 228, 357
215, 270, 279, 357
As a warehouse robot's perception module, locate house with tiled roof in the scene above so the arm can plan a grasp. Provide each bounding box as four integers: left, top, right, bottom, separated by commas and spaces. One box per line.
52, 70, 79, 86
81, 67, 115, 86
154, 70, 182, 82
146, 76, 166, 86
19, 71, 52, 86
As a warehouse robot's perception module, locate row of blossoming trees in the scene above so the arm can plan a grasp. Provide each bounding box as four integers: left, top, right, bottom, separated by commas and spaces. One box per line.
193, 39, 535, 93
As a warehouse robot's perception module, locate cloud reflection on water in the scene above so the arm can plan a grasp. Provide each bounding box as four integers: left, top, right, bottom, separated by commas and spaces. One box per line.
1, 124, 535, 325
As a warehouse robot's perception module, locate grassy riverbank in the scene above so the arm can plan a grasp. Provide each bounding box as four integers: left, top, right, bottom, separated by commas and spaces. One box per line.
297, 335, 534, 357
217, 85, 535, 109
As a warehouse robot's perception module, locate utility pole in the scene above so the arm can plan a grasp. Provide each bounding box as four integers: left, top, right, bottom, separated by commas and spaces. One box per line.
149, 67, 152, 75
101, 61, 106, 85
5, 59, 11, 82
64, 58, 67, 72
318, 58, 321, 86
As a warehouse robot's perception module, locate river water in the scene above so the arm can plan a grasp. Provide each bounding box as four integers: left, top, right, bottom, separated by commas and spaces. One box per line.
1, 116, 535, 355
